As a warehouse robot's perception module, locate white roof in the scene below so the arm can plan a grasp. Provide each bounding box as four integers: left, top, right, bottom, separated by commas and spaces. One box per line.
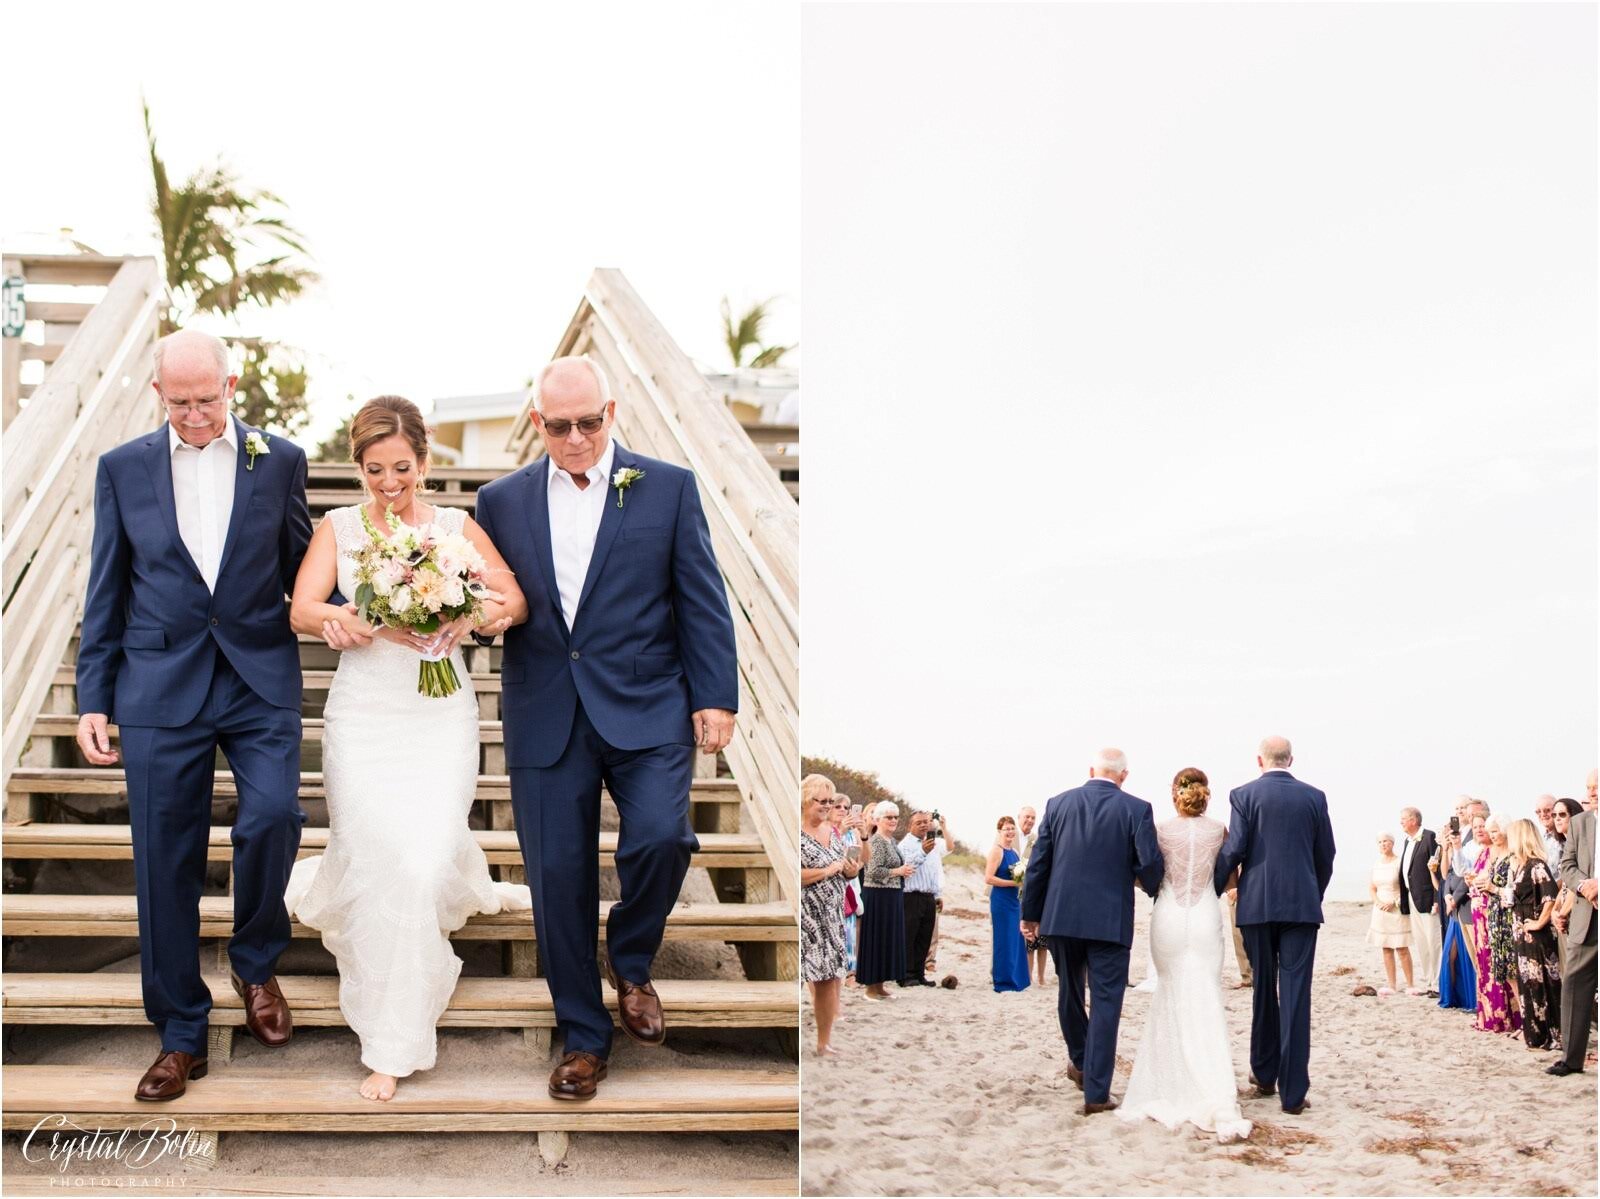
426, 390, 527, 424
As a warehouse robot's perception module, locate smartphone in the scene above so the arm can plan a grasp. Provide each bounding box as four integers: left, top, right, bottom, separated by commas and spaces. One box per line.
845, 845, 862, 863
1449, 815, 1460, 835
850, 804, 863, 816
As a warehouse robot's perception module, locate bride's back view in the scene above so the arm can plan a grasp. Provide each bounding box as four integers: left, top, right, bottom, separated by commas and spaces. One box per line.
1118, 768, 1251, 1142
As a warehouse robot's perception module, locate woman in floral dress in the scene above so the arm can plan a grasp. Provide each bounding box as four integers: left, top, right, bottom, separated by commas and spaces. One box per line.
1503, 819, 1563, 1050
1468, 815, 1521, 1035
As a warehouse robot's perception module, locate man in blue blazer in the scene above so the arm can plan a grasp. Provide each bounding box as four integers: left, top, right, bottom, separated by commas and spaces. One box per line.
75, 331, 312, 1101
1213, 736, 1336, 1115
1020, 748, 1163, 1114
472, 356, 738, 1101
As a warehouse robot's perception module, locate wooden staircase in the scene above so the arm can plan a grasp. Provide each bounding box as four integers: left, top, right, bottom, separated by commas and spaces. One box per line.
0, 259, 799, 1177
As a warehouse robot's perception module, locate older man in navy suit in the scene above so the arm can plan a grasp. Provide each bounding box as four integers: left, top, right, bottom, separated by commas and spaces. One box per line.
77, 330, 312, 1102
1213, 736, 1336, 1116
1020, 748, 1163, 1115
473, 356, 738, 1102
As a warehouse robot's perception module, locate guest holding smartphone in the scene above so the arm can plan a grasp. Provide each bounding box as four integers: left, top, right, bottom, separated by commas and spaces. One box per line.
801, 774, 862, 1056
835, 797, 864, 985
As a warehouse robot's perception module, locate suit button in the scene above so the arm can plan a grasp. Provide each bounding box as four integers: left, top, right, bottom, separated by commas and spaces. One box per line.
194, 574, 202, 584
570, 650, 580, 660
211, 617, 219, 626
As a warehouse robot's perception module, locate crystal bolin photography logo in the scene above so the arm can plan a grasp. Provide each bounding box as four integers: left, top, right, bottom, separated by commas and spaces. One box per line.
22, 1114, 211, 1175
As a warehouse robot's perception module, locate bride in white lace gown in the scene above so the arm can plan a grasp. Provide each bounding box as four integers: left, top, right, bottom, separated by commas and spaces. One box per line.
287, 398, 531, 1101
1118, 768, 1251, 1142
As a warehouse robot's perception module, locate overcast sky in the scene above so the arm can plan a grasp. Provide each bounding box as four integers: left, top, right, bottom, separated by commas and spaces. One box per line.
3, 2, 798, 443
802, 2, 1597, 900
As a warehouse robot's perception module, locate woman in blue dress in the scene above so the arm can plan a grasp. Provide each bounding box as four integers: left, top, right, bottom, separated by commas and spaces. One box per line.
1433, 835, 1477, 1010
986, 816, 1030, 993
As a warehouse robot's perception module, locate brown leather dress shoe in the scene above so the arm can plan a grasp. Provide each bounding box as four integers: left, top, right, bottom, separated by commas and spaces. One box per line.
1248, 1074, 1276, 1098
549, 1051, 608, 1101
1066, 1063, 1083, 1089
135, 1051, 208, 1102
1283, 1099, 1312, 1115
604, 953, 665, 1046
1083, 1099, 1119, 1116
231, 970, 293, 1047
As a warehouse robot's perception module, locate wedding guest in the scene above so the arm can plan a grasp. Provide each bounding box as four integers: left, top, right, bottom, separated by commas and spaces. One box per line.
898, 810, 948, 987
1503, 818, 1562, 1052
1468, 815, 1521, 1035
1016, 806, 1049, 984
986, 816, 1030, 992
1550, 801, 1596, 1076
801, 775, 861, 1056
1585, 768, 1598, 813
1369, 833, 1414, 996
857, 802, 914, 1001
1535, 796, 1562, 870
836, 795, 864, 985
1443, 797, 1485, 949
1549, 798, 1584, 977
1397, 807, 1439, 996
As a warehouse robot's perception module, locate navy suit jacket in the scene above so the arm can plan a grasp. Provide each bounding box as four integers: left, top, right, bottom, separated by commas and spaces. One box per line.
473, 443, 738, 769
78, 417, 312, 727
1019, 778, 1164, 947
1213, 770, 1337, 925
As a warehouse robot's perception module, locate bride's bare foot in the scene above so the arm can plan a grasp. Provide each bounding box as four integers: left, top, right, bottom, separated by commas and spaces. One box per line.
360, 1071, 399, 1101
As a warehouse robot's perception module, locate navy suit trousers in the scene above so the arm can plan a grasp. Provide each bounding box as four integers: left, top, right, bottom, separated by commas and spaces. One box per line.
1241, 921, 1320, 1109
510, 701, 696, 1059
121, 649, 304, 1055
1047, 936, 1130, 1104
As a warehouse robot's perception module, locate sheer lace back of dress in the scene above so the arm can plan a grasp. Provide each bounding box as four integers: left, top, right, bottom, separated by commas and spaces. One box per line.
1158, 816, 1227, 907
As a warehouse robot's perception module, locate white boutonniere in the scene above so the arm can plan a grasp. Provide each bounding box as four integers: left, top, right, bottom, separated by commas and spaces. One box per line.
244, 432, 270, 471
611, 466, 645, 509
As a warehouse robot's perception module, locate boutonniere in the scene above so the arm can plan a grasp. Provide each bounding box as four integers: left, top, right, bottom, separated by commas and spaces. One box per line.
244, 432, 270, 471
611, 466, 645, 509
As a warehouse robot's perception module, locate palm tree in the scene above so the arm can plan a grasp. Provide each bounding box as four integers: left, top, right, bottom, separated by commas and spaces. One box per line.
144, 98, 317, 333
720, 296, 796, 369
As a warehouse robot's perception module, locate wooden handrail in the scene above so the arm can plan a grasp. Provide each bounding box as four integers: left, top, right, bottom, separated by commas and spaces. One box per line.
507, 271, 799, 910
1, 257, 162, 793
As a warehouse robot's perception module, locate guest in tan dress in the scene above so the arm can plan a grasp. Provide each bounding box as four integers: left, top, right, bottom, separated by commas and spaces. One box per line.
1368, 833, 1414, 996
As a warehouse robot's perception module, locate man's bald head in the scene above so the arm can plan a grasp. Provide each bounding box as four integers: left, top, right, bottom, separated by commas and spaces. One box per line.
532, 355, 616, 477
152, 329, 235, 447
1257, 736, 1293, 770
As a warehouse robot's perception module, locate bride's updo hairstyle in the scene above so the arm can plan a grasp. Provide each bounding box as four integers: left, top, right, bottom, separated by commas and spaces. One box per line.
1173, 767, 1210, 817
348, 395, 433, 493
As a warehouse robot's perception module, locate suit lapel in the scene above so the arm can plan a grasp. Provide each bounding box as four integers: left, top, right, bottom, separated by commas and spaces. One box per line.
214, 416, 258, 584
523, 457, 568, 640
143, 426, 203, 578
574, 444, 632, 622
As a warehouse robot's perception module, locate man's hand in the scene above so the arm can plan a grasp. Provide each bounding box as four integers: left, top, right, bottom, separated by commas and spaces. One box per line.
1580, 879, 1599, 904
1554, 911, 1568, 935
691, 708, 734, 756
935, 897, 943, 913
321, 603, 374, 651
76, 714, 119, 766
1020, 920, 1039, 941
1445, 895, 1456, 915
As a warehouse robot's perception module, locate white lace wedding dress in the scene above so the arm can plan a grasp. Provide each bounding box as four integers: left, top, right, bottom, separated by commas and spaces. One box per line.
1117, 815, 1252, 1142
283, 504, 531, 1078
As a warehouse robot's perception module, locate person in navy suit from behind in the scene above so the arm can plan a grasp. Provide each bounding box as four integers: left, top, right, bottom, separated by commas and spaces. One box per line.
1213, 735, 1336, 1115
1020, 748, 1164, 1114
75, 330, 312, 1102
472, 356, 738, 1102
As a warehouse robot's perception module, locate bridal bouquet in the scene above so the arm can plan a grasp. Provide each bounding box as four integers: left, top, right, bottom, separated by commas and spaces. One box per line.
350, 505, 490, 697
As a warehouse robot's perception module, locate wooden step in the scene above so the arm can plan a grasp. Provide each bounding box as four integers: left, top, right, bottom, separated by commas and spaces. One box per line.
2, 972, 796, 1029
2, 823, 771, 870
31, 714, 508, 744
7, 767, 739, 810
2, 895, 796, 942
51, 666, 504, 692
0, 1064, 797, 1132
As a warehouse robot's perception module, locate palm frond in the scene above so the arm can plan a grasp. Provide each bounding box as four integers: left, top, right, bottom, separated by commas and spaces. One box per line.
748, 342, 796, 369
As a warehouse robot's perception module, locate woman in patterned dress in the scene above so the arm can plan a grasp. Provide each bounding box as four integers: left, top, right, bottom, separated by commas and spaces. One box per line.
1503, 818, 1563, 1051
801, 774, 862, 1056
1467, 815, 1521, 1035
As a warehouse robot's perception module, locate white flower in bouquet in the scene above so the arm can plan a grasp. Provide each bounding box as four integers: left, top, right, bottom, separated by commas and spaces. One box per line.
388, 583, 413, 613
411, 570, 447, 613
1010, 861, 1026, 884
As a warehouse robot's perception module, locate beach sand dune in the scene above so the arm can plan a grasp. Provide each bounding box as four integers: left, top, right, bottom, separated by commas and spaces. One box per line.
802, 866, 1596, 1196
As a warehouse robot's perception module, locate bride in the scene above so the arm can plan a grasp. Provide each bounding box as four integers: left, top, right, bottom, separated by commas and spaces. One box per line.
287, 395, 531, 1101
1117, 767, 1252, 1142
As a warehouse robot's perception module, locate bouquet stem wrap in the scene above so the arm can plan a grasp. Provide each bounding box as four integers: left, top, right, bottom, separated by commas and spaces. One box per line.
417, 648, 461, 698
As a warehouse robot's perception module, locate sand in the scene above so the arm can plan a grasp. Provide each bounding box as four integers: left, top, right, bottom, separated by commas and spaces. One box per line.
800, 865, 1598, 1196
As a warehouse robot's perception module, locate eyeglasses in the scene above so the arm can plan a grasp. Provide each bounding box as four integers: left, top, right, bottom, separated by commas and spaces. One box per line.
539, 409, 606, 438
160, 392, 228, 416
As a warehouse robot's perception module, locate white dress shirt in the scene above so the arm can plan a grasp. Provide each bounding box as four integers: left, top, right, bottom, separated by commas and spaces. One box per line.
547, 438, 616, 631
169, 418, 238, 592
